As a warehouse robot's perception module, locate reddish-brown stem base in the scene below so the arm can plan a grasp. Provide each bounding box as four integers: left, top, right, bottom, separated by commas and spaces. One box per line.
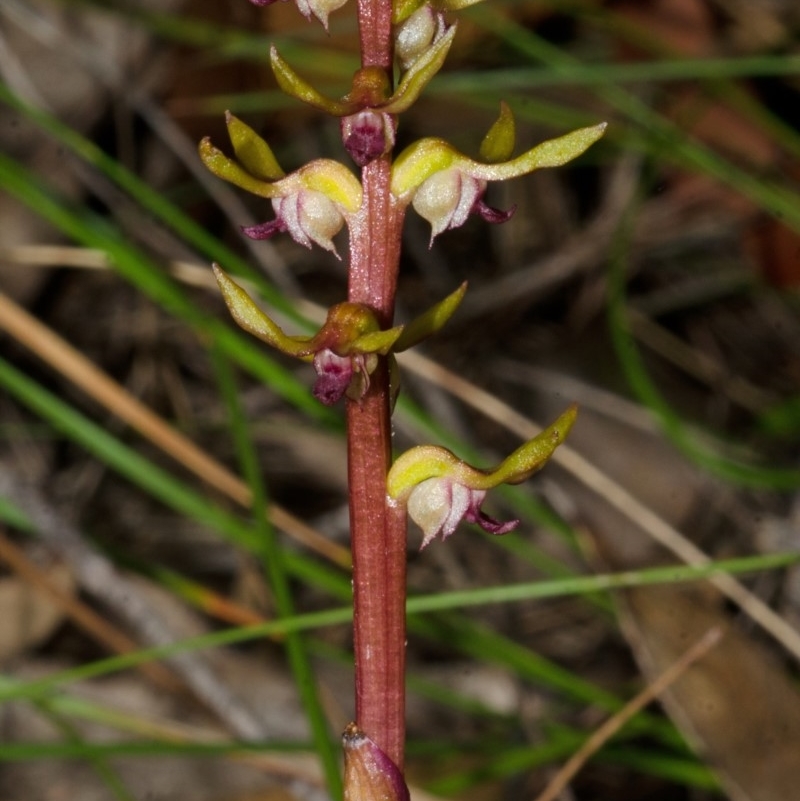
347, 154, 407, 768
347, 386, 407, 768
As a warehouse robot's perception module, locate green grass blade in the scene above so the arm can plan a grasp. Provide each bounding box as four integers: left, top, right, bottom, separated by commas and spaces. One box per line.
210, 347, 342, 796
607, 207, 800, 489
0, 150, 336, 426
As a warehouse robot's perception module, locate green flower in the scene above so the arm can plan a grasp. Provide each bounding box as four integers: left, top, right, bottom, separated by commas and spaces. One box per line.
388, 406, 576, 547
391, 108, 607, 243
199, 113, 362, 255
213, 265, 467, 405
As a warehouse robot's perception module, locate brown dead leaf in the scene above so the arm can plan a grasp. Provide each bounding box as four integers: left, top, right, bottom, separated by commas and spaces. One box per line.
0, 563, 73, 663
619, 582, 800, 801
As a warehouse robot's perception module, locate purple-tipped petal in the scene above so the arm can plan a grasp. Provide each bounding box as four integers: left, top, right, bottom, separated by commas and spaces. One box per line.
241, 218, 287, 240
343, 723, 409, 801
312, 349, 353, 405
465, 504, 519, 535
474, 198, 516, 225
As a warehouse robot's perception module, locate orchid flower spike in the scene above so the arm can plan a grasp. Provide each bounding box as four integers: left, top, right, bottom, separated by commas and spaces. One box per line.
199, 113, 362, 255
388, 406, 577, 548
391, 106, 607, 244
213, 266, 467, 405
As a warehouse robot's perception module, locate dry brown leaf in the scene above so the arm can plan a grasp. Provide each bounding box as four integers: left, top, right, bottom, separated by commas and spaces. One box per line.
619, 582, 800, 801
0, 563, 73, 662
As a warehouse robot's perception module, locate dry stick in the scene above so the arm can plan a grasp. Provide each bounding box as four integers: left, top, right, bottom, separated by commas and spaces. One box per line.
0, 291, 350, 569
0, 528, 180, 690
398, 350, 800, 665
533, 627, 723, 801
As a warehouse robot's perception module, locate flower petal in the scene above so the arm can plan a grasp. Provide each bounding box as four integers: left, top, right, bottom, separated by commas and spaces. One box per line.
393, 281, 467, 352
469, 123, 608, 181
241, 217, 287, 240
313, 350, 354, 405
225, 112, 285, 181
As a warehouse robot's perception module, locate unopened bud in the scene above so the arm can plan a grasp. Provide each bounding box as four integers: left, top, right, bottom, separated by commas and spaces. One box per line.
341, 110, 397, 167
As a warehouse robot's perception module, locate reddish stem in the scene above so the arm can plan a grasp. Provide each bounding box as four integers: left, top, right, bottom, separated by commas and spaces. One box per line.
356, 0, 393, 71
347, 152, 407, 769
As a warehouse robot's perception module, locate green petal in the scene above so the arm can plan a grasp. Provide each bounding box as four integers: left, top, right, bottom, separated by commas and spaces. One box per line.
394, 281, 467, 351
281, 160, 363, 212
225, 112, 284, 181
387, 445, 464, 501
479, 101, 516, 163
387, 405, 577, 500
438, 0, 486, 8
393, 0, 425, 24
270, 46, 355, 116
384, 23, 457, 113
198, 138, 279, 198
469, 123, 607, 181
350, 325, 405, 355
212, 265, 311, 358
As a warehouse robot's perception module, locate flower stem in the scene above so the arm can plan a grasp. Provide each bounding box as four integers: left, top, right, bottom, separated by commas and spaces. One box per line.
356, 0, 393, 71
346, 153, 407, 768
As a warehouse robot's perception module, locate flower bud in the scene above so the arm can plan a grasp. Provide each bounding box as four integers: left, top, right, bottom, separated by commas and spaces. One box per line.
341, 110, 397, 167
343, 723, 409, 801
395, 6, 444, 71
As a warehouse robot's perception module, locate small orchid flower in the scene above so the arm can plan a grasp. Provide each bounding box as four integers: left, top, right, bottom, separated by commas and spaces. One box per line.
213, 265, 467, 405
387, 405, 577, 548
343, 723, 409, 801
248, 0, 347, 30
269, 25, 456, 165
390, 106, 607, 243
199, 113, 362, 255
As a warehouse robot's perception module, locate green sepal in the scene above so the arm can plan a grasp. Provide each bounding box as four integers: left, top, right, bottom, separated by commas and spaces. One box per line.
225, 112, 284, 181
489, 404, 577, 485
270, 46, 354, 115
469, 123, 607, 181
393, 0, 425, 24
479, 101, 516, 163
387, 405, 577, 500
391, 123, 606, 201
384, 23, 457, 113
212, 264, 312, 358
394, 281, 467, 351
214, 266, 404, 362
199, 138, 278, 199
350, 326, 405, 355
